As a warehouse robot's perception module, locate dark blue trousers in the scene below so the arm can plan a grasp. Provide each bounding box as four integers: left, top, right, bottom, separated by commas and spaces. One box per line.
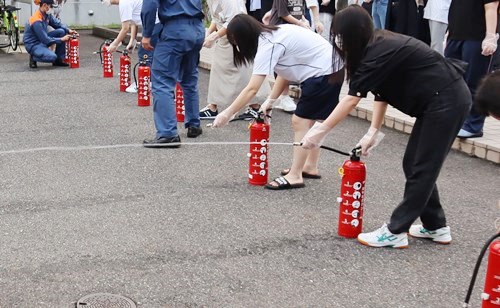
445, 39, 492, 134
28, 28, 66, 63
151, 17, 204, 138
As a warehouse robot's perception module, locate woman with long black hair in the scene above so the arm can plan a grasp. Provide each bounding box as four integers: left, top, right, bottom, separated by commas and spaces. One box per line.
212, 14, 343, 190
302, 5, 471, 248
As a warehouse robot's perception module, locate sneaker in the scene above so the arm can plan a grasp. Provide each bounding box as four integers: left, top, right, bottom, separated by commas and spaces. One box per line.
274, 95, 296, 113
236, 106, 259, 121
143, 135, 181, 148
125, 82, 138, 93
357, 223, 409, 248
457, 128, 483, 139
29, 55, 37, 69
408, 225, 452, 244
187, 126, 202, 138
199, 106, 218, 120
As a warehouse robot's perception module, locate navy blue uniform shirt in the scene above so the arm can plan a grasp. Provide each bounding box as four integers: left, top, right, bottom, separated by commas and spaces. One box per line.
141, 0, 203, 38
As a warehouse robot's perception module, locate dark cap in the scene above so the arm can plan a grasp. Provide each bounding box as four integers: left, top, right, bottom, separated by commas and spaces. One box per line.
40, 0, 55, 5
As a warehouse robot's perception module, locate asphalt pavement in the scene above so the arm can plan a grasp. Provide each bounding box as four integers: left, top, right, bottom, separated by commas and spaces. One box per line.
0, 32, 499, 308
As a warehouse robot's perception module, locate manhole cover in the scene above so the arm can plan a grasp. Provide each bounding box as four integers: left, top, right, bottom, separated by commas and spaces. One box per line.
76, 293, 136, 308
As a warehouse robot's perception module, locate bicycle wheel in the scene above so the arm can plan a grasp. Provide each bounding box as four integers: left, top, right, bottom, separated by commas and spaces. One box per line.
9, 15, 18, 51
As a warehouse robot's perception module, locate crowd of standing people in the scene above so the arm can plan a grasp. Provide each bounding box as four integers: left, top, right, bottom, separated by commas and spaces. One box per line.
23, 0, 499, 248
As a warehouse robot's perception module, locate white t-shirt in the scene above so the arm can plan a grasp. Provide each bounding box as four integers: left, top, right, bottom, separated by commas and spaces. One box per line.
119, 0, 143, 25
423, 0, 451, 24
253, 24, 341, 83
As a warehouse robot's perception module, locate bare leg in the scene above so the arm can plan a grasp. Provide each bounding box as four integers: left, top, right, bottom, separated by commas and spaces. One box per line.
267, 115, 316, 187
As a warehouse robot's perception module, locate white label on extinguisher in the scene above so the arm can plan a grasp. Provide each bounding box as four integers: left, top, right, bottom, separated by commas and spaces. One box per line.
351, 210, 359, 218
352, 191, 361, 200
353, 182, 362, 190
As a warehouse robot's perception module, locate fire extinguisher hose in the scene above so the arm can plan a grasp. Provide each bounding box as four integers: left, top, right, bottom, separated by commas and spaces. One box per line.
292, 142, 359, 157
463, 231, 500, 307
132, 62, 140, 87
97, 41, 106, 64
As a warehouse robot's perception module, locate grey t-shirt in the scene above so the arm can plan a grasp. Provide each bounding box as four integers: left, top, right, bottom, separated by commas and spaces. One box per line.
269, 0, 304, 26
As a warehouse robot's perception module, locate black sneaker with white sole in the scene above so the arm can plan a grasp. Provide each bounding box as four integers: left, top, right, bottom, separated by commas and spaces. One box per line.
199, 106, 218, 120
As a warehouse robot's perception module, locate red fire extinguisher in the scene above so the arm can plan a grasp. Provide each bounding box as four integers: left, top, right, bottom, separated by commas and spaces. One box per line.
133, 55, 151, 107
464, 232, 500, 307
482, 240, 500, 307
248, 112, 270, 186
175, 83, 185, 123
68, 34, 79, 69
102, 40, 113, 78
119, 50, 131, 92
337, 148, 365, 238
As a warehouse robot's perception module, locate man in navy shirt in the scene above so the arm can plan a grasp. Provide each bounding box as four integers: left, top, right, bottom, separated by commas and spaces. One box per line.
23, 0, 77, 68
141, 0, 205, 147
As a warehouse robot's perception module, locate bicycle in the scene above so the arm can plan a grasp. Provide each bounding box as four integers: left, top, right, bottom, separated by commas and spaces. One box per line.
0, 0, 20, 51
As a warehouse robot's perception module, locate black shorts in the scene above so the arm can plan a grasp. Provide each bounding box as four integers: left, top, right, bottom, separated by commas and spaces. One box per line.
294, 75, 342, 120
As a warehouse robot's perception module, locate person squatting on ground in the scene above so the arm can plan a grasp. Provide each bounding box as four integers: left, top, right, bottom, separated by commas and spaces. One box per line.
23, 0, 77, 69
212, 14, 343, 190
263, 0, 325, 113
301, 5, 472, 248
446, 0, 499, 138
475, 70, 500, 120
141, 0, 205, 147
102, 0, 162, 93
198, 0, 270, 121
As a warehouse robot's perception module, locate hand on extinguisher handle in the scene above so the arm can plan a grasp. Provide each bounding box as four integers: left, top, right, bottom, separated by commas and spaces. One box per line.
356, 127, 385, 156
258, 97, 277, 114
301, 121, 331, 150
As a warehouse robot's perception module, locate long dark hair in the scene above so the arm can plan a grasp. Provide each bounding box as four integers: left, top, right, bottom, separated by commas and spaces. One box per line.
331, 5, 374, 79
475, 70, 500, 117
226, 14, 278, 67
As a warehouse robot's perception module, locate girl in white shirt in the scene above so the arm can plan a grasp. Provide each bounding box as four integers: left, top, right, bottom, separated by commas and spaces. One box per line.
213, 14, 343, 190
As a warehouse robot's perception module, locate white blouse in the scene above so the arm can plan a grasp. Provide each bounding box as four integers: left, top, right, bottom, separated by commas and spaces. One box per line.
207, 0, 248, 29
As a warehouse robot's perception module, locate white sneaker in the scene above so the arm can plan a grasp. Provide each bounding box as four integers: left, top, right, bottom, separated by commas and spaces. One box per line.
357, 223, 409, 248
408, 225, 452, 244
125, 82, 138, 93
274, 95, 296, 112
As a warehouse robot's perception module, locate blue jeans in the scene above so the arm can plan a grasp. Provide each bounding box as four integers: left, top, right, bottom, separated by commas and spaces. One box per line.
445, 40, 491, 133
151, 17, 204, 138
28, 28, 66, 63
372, 0, 388, 29
138, 23, 162, 64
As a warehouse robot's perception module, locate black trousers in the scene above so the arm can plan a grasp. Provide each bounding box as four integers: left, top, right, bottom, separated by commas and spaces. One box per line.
387, 79, 472, 234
